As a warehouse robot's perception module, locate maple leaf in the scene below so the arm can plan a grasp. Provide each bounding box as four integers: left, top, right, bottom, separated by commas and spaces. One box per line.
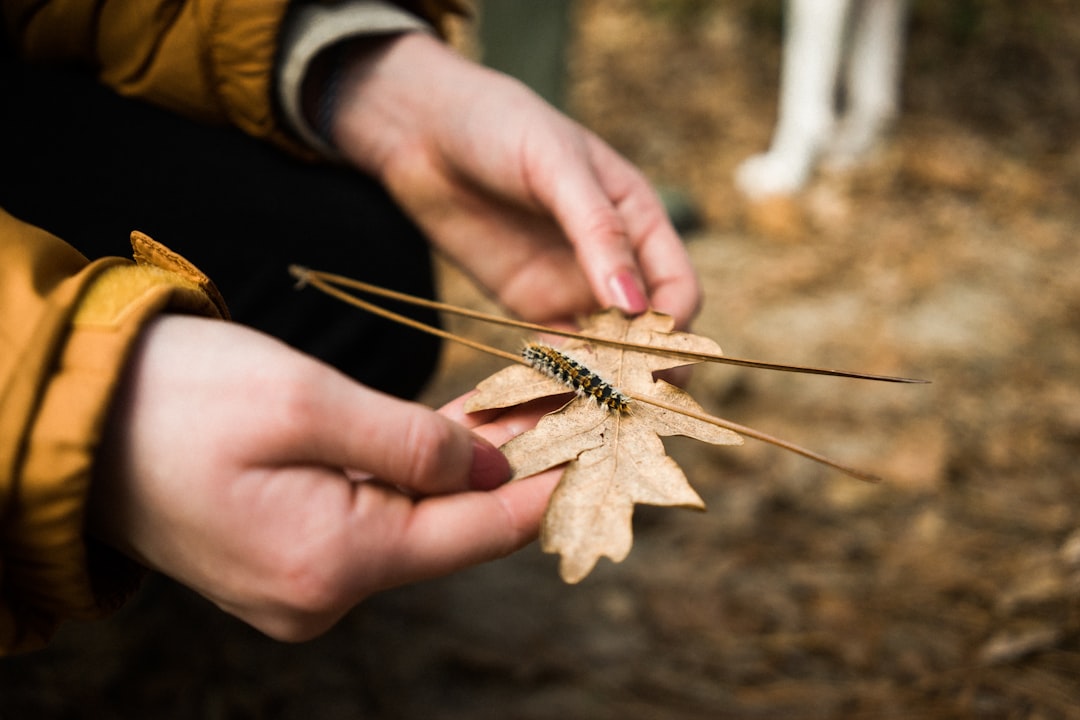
464, 309, 743, 583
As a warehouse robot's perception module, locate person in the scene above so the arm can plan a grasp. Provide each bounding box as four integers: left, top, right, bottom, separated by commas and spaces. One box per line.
0, 0, 700, 654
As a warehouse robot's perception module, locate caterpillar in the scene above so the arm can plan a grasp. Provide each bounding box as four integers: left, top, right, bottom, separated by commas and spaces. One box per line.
522, 343, 632, 413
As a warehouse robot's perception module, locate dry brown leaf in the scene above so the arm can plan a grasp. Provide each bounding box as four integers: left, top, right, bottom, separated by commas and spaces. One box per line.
465, 310, 742, 583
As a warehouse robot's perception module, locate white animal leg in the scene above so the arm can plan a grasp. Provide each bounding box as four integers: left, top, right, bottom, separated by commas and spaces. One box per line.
736, 0, 852, 198
827, 0, 908, 167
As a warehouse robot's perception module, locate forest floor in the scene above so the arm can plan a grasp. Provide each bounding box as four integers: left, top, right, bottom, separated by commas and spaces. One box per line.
4, 2, 1080, 718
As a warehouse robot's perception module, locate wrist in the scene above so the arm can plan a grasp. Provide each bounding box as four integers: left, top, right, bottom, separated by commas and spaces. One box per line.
277, 0, 436, 157
328, 31, 461, 179
301, 34, 402, 155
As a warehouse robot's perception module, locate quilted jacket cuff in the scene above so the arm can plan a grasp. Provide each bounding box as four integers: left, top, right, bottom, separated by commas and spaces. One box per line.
3, 234, 226, 653
277, 0, 434, 158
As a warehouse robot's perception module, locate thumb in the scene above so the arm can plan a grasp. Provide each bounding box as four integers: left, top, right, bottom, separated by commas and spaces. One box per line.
277, 370, 510, 495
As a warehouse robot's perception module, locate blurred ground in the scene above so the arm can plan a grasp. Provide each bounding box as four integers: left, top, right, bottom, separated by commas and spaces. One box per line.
4, 1, 1080, 718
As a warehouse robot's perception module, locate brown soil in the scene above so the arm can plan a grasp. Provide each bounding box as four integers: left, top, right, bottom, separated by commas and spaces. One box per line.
4, 2, 1080, 718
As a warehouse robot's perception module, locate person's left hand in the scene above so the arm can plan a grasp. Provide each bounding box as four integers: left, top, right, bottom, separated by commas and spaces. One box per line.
327, 32, 700, 329
89, 316, 558, 642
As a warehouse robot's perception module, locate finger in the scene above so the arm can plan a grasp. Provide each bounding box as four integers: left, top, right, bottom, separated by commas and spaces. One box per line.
281, 367, 510, 495
438, 391, 490, 428
527, 130, 650, 316
439, 391, 566, 445
587, 137, 702, 327
365, 469, 562, 592
620, 196, 701, 328
389, 168, 597, 322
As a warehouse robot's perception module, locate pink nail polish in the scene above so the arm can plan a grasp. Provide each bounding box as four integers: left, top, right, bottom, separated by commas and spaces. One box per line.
468, 438, 511, 491
609, 271, 649, 315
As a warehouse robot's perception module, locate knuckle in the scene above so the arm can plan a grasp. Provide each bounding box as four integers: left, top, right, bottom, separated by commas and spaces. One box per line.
259, 547, 347, 641
400, 412, 463, 488
578, 207, 626, 250
263, 368, 323, 439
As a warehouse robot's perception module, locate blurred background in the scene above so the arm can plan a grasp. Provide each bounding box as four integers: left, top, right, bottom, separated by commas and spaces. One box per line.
4, 1, 1080, 717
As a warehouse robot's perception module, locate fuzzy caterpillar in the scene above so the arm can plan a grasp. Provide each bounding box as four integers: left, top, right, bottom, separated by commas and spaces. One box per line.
522, 343, 632, 413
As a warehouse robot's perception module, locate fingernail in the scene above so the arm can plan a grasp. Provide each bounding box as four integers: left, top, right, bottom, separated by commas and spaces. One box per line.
468, 437, 511, 491
608, 271, 649, 315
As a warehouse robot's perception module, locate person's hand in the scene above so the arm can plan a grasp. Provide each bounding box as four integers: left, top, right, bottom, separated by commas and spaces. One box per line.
327, 32, 700, 328
89, 315, 558, 641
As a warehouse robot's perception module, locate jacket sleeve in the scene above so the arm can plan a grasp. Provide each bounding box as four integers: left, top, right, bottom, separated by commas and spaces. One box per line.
2, 0, 469, 152
0, 209, 227, 655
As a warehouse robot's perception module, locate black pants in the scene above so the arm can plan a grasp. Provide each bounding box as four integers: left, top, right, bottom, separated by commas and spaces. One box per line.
0, 63, 441, 399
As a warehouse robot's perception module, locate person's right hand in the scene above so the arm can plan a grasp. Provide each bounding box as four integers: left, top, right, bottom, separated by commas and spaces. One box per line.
327, 32, 701, 329
89, 315, 559, 641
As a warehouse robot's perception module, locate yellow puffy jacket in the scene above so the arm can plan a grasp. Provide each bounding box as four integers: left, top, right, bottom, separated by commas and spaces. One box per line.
0, 0, 463, 655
